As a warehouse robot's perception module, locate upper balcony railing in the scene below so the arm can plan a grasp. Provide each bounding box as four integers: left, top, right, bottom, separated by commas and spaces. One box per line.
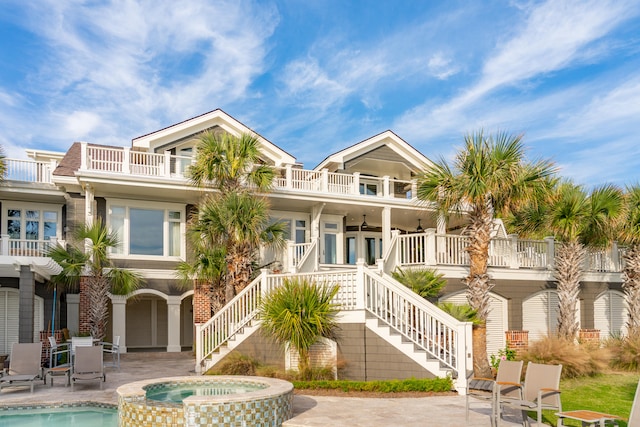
4, 159, 55, 184
0, 236, 57, 257
76, 143, 418, 200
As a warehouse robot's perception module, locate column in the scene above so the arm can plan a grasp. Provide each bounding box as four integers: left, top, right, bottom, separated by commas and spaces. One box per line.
111, 295, 127, 353
381, 207, 391, 258
167, 296, 182, 352
18, 265, 35, 343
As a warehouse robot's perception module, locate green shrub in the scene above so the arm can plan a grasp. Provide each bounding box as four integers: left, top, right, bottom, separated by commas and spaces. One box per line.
521, 335, 610, 378
292, 377, 453, 393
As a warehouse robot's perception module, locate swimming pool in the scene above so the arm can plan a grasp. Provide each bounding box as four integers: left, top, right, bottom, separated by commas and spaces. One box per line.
0, 404, 116, 427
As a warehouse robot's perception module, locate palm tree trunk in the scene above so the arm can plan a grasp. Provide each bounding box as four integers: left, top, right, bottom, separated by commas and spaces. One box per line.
623, 245, 640, 334
464, 204, 494, 378
554, 241, 585, 340
87, 275, 110, 340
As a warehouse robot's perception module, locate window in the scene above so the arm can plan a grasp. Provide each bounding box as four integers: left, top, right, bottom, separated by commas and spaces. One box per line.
3, 206, 59, 241
108, 202, 185, 258
359, 182, 378, 196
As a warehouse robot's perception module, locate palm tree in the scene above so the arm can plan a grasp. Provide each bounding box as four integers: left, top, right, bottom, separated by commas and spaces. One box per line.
188, 131, 275, 192
416, 131, 556, 377
187, 131, 283, 304
620, 184, 640, 334
391, 267, 446, 302
48, 220, 142, 340
191, 192, 285, 303
259, 277, 340, 378
510, 181, 624, 340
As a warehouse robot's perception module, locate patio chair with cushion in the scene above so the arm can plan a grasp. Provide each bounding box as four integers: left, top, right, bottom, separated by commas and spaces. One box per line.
497, 361, 562, 427
466, 359, 524, 427
0, 342, 44, 393
71, 345, 105, 391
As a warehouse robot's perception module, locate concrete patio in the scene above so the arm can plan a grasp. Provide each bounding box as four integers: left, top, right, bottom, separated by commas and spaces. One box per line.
0, 352, 524, 426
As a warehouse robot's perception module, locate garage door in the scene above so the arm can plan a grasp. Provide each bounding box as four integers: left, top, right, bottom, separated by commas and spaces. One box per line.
0, 288, 44, 354
523, 290, 580, 342
594, 290, 627, 339
439, 291, 507, 360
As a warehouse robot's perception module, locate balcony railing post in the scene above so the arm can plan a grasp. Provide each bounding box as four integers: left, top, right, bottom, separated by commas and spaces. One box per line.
80, 142, 88, 170
0, 235, 8, 256
425, 229, 436, 266
411, 180, 418, 200
355, 261, 366, 310
509, 234, 520, 269
321, 168, 329, 192
164, 151, 171, 177
544, 236, 555, 270
353, 172, 360, 195
285, 165, 292, 189
383, 176, 390, 198
611, 241, 620, 272
122, 147, 131, 174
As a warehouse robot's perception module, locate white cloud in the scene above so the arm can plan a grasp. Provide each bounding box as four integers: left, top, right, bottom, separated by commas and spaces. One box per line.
427, 53, 459, 80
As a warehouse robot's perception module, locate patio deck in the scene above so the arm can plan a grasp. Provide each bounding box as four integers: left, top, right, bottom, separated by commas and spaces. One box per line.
0, 351, 523, 426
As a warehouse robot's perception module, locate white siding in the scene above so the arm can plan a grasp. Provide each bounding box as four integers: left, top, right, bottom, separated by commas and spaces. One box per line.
522, 290, 580, 342
440, 291, 507, 359
594, 290, 627, 339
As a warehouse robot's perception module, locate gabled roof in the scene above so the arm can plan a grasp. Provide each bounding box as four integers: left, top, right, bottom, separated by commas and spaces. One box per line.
314, 130, 433, 178
132, 109, 297, 167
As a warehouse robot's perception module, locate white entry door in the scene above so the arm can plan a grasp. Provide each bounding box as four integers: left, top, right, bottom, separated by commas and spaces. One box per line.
321, 221, 342, 264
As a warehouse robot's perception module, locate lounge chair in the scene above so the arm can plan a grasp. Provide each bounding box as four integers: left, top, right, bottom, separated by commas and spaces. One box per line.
0, 342, 44, 393
48, 336, 70, 368
71, 345, 105, 391
556, 378, 640, 427
497, 361, 562, 427
100, 335, 120, 370
466, 359, 524, 427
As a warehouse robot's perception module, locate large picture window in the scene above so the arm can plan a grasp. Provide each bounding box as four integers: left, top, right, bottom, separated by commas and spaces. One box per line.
108, 201, 184, 259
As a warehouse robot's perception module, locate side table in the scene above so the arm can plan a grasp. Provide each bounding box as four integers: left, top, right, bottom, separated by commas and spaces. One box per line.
556, 409, 619, 427
46, 366, 71, 387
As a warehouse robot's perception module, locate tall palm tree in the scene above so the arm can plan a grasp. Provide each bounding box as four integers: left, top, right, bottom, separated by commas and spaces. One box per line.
620, 184, 640, 334
188, 131, 275, 192
510, 181, 624, 340
187, 131, 283, 304
48, 220, 142, 340
416, 131, 556, 377
192, 192, 285, 303
259, 277, 340, 378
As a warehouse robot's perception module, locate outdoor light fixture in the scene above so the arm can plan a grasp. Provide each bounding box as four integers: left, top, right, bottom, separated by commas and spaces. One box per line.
416, 219, 423, 232
361, 215, 368, 229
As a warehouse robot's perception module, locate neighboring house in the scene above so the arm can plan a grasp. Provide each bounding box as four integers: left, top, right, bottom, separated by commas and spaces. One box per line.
0, 109, 625, 392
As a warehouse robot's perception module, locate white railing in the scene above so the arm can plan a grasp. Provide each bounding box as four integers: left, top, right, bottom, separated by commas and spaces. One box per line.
87, 146, 124, 173
363, 269, 471, 372
4, 159, 53, 184
195, 265, 471, 386
1, 238, 53, 257
389, 231, 623, 273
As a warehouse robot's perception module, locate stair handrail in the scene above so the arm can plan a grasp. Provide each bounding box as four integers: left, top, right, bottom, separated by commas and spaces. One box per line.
362, 268, 472, 376
195, 271, 267, 371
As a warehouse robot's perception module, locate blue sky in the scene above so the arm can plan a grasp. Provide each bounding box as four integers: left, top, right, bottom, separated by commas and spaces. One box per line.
1, 0, 639, 186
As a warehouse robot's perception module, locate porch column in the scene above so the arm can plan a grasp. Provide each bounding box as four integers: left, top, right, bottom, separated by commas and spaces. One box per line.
83, 183, 95, 225
544, 236, 555, 270
111, 295, 127, 353
18, 265, 35, 343
381, 207, 391, 257
167, 296, 182, 352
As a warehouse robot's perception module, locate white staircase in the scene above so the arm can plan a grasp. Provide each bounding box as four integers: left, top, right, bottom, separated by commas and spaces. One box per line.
195, 264, 473, 393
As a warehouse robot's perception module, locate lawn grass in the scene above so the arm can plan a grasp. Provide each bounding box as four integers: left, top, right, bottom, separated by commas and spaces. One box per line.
534, 371, 638, 426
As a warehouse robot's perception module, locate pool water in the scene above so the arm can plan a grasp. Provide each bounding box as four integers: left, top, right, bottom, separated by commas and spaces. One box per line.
0, 406, 116, 427
145, 381, 268, 404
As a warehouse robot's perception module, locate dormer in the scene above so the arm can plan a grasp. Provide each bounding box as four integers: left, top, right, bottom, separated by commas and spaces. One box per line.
131, 109, 297, 167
